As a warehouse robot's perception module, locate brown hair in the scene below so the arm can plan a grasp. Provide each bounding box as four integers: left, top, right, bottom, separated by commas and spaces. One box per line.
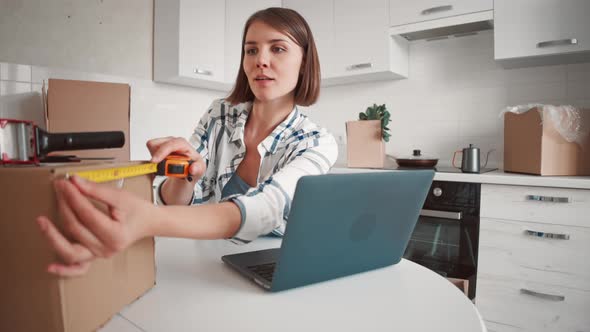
225, 7, 320, 106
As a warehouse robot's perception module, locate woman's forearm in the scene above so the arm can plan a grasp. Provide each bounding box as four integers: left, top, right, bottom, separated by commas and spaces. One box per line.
148, 201, 242, 240
160, 178, 196, 205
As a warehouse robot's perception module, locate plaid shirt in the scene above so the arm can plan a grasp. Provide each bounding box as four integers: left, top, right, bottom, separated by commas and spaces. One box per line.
156, 99, 338, 244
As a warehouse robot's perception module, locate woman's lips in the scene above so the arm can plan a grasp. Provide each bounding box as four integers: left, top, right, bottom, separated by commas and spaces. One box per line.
253, 77, 275, 86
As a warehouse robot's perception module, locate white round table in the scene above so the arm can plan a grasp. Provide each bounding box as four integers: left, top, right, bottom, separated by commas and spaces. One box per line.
101, 237, 487, 332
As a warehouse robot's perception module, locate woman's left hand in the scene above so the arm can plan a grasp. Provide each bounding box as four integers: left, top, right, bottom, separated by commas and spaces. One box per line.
37, 175, 158, 277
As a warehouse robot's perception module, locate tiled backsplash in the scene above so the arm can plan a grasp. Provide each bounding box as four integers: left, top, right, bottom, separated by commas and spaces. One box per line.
1, 31, 589, 167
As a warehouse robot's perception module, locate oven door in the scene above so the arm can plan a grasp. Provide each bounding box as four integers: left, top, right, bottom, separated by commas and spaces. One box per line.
403, 209, 479, 299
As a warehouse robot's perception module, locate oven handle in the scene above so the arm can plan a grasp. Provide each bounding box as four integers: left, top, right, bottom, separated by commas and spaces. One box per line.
420, 209, 463, 221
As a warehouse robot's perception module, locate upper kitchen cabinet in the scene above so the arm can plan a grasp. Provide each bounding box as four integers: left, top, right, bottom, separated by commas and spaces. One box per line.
285, 0, 408, 86
389, 0, 492, 27
224, 0, 282, 84
495, 0, 590, 68
331, 0, 408, 84
282, 0, 337, 81
154, 0, 229, 91
388, 0, 493, 41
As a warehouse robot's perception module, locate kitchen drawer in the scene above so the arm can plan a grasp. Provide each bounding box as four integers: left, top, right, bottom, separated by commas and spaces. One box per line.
478, 218, 590, 290
481, 184, 590, 227
389, 0, 492, 27
476, 274, 590, 332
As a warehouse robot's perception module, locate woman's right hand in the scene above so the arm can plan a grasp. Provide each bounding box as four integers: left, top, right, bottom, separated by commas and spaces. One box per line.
146, 137, 206, 181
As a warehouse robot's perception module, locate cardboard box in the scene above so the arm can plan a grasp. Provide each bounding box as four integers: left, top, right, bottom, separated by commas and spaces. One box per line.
504, 107, 590, 175
0, 162, 155, 332
346, 120, 385, 168
47, 79, 130, 161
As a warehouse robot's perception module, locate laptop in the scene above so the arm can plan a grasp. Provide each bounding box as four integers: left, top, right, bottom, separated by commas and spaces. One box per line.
222, 170, 434, 292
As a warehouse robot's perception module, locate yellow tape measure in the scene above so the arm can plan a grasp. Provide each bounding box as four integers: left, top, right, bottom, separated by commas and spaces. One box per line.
71, 163, 158, 183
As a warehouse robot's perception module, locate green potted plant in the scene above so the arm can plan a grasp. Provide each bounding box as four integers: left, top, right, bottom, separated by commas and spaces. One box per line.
346, 103, 391, 168
358, 103, 391, 142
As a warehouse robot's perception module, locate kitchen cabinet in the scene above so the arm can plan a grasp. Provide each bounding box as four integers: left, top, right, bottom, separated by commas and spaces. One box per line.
282, 0, 337, 80
389, 0, 492, 27
477, 183, 590, 331
284, 0, 408, 86
494, 0, 590, 68
154, 0, 229, 90
224, 0, 281, 84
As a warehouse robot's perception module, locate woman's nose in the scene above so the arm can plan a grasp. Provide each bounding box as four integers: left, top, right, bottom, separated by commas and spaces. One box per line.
256, 51, 269, 68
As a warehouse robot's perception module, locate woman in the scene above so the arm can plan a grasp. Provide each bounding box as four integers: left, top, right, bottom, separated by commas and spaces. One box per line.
37, 7, 338, 277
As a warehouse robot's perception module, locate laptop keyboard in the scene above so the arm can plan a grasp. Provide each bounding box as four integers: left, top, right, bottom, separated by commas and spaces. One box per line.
247, 262, 276, 282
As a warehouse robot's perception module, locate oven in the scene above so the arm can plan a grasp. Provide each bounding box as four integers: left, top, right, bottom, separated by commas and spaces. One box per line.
403, 180, 480, 300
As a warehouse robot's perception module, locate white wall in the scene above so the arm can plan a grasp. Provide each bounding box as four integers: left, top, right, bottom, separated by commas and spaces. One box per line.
0, 0, 153, 80
1, 1, 589, 167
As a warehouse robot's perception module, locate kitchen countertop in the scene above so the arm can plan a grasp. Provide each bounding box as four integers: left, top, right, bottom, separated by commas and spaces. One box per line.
331, 166, 590, 190
99, 237, 486, 332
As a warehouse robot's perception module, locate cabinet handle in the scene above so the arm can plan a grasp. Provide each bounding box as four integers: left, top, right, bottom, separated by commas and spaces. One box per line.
421, 5, 453, 15
536, 38, 578, 48
420, 209, 462, 221
520, 288, 565, 302
524, 229, 570, 240
346, 63, 372, 71
525, 195, 570, 203
194, 68, 213, 76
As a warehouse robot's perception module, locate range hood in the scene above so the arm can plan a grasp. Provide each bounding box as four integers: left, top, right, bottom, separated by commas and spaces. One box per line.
389, 10, 493, 41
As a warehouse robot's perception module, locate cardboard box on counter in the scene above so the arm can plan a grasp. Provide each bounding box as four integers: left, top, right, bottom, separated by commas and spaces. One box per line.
47, 79, 130, 161
0, 162, 155, 332
346, 120, 385, 168
504, 107, 590, 176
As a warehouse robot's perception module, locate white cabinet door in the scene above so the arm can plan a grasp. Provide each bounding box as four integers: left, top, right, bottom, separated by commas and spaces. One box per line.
154, 0, 228, 90
389, 0, 492, 27
178, 0, 224, 82
333, 0, 389, 77
224, 0, 281, 84
286, 0, 407, 86
495, 0, 590, 67
282, 0, 337, 80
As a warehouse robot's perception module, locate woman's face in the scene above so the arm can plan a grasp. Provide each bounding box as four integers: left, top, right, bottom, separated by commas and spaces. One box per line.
243, 21, 304, 103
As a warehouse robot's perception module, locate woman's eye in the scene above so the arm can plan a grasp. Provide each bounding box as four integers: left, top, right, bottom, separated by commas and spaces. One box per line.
245, 48, 257, 55
272, 46, 286, 53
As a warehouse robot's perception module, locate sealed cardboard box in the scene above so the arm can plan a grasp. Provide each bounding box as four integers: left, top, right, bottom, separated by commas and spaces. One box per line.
47, 79, 130, 161
346, 120, 385, 168
504, 107, 590, 175
0, 162, 155, 332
